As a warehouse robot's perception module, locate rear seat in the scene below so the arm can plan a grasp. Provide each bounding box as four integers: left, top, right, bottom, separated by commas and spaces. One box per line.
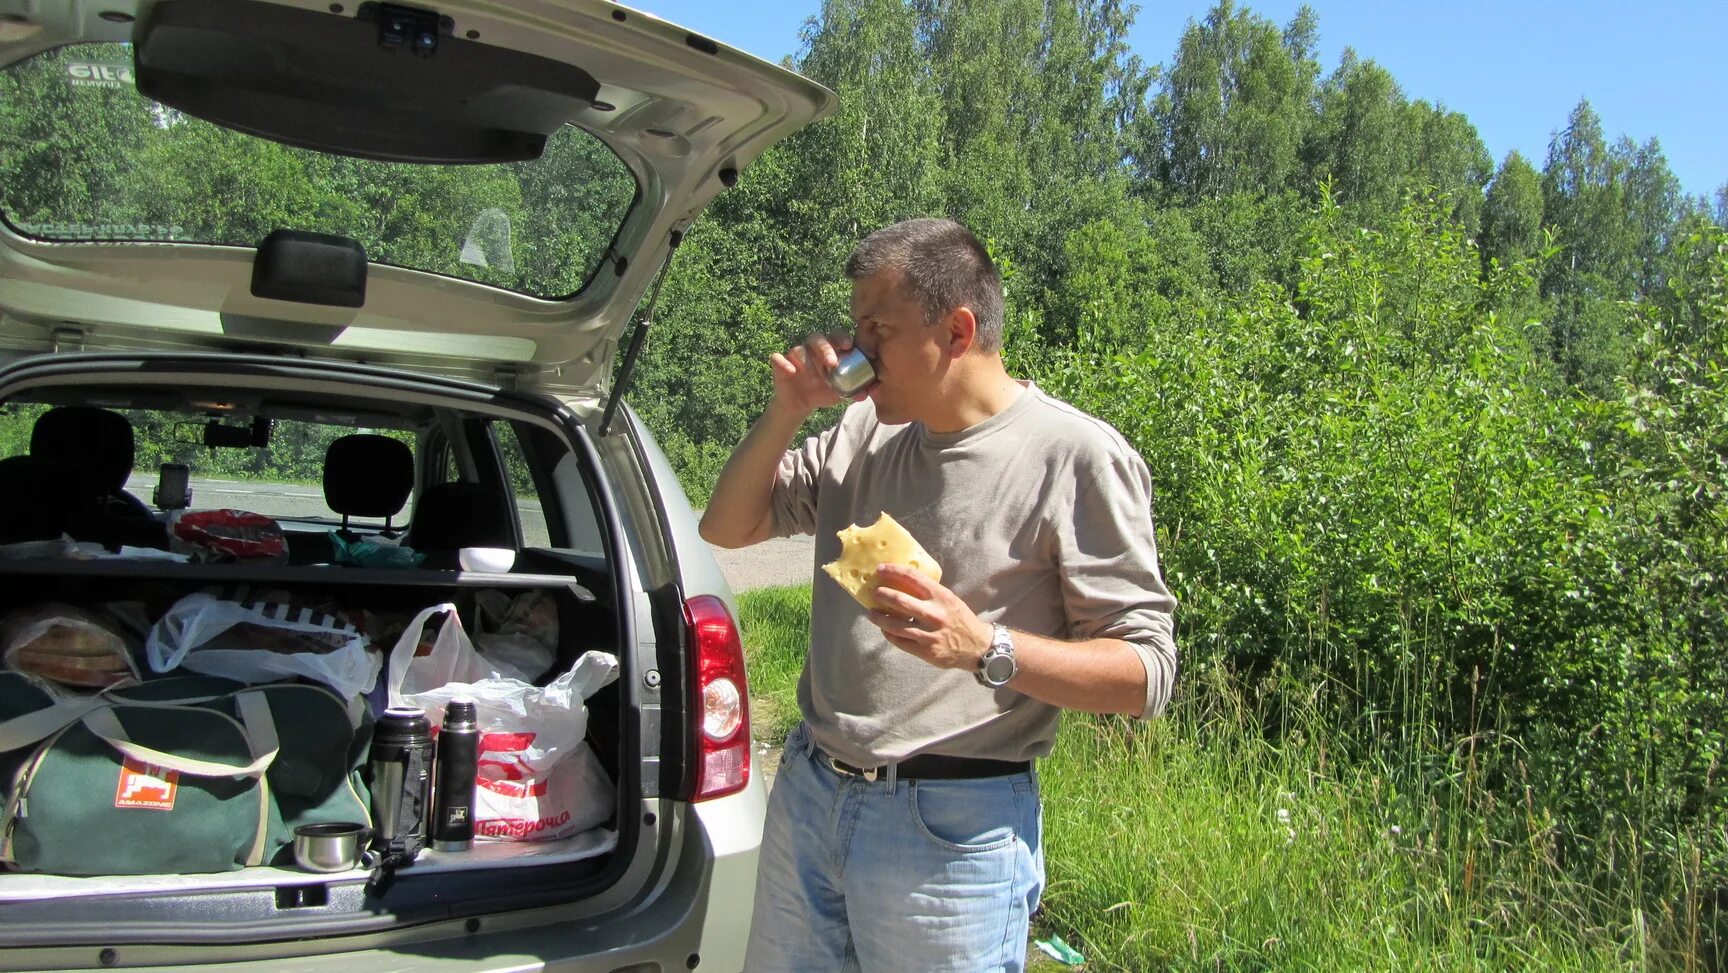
287, 433, 413, 565
24, 408, 166, 550
406, 482, 516, 570
30, 406, 154, 520
0, 455, 84, 545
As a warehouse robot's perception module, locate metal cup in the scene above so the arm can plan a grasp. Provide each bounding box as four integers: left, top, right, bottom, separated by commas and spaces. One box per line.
827, 346, 876, 398
293, 822, 369, 873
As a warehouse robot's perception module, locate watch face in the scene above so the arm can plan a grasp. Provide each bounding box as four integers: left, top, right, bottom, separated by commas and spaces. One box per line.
982, 653, 1016, 684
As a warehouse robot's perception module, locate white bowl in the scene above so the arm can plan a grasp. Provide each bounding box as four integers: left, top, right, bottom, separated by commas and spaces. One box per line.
459, 546, 516, 573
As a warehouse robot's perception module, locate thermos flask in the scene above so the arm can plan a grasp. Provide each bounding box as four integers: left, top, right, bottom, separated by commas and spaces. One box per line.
368, 706, 433, 865
432, 698, 480, 852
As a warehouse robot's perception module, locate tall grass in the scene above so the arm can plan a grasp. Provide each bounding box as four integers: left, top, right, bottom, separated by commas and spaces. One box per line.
1039, 666, 1718, 971
737, 586, 1721, 971
737, 585, 810, 744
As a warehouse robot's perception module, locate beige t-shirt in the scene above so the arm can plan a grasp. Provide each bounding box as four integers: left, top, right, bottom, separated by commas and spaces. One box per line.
770, 383, 1178, 767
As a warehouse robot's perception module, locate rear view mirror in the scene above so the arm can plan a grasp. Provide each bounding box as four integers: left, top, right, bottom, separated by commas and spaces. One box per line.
203, 416, 272, 449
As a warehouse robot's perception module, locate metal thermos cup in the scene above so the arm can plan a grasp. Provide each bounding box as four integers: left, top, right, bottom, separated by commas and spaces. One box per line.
431, 698, 480, 852
827, 346, 876, 398
368, 707, 433, 865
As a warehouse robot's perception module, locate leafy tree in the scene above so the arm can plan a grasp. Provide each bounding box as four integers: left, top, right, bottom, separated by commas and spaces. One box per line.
1404, 99, 1491, 233
1540, 99, 1639, 390
1305, 53, 1410, 217
1148, 1, 1319, 200
1480, 150, 1544, 270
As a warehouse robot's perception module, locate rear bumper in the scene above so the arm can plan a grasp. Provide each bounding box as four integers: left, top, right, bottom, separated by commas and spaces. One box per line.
0, 774, 769, 973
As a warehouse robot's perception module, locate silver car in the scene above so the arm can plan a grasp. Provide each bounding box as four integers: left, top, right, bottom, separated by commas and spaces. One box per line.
0, 1, 833, 969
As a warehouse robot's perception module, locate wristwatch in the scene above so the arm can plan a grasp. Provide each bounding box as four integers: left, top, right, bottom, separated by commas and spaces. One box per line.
976, 623, 1018, 688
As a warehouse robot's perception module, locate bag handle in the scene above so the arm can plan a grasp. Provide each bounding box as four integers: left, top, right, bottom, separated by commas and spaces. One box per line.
384, 602, 459, 708
234, 691, 277, 867
0, 696, 109, 754
81, 696, 278, 779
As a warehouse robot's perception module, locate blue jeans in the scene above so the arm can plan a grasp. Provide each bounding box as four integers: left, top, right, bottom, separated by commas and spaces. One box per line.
744, 723, 1045, 972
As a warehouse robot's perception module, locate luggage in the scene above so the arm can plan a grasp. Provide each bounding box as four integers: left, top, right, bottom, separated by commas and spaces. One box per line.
0, 672, 373, 874
0, 671, 276, 875
112, 677, 373, 867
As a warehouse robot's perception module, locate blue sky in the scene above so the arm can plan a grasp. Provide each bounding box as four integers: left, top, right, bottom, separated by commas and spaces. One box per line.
638, 0, 1726, 200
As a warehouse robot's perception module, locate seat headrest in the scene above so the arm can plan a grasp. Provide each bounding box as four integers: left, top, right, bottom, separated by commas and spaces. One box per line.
409, 482, 515, 553
30, 406, 135, 492
323, 434, 413, 519
0, 455, 91, 544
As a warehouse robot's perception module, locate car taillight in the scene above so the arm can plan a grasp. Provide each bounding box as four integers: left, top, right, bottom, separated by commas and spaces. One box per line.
686, 595, 750, 801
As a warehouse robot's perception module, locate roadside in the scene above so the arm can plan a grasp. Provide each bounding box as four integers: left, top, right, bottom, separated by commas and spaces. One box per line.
708, 533, 816, 593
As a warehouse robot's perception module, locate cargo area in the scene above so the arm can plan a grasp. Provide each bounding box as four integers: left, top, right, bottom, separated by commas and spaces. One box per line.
0, 360, 643, 939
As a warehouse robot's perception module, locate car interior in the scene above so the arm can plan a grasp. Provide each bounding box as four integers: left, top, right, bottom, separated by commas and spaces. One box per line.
0, 375, 630, 915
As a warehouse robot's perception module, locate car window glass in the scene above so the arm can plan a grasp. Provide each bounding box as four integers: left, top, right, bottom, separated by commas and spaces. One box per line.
0, 43, 637, 299
144, 416, 417, 529
492, 421, 550, 548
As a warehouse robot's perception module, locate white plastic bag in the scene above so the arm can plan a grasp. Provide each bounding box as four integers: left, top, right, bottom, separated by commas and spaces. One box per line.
385, 604, 617, 842
145, 592, 379, 698
473, 741, 612, 841
473, 589, 558, 682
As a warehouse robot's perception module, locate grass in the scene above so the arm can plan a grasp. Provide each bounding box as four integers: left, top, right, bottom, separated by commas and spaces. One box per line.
737, 585, 810, 745
737, 584, 1721, 971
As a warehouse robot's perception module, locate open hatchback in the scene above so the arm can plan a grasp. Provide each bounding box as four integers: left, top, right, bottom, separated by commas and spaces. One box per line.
0, 2, 834, 970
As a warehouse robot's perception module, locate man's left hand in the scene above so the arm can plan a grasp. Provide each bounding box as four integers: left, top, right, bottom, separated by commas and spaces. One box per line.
867, 564, 992, 671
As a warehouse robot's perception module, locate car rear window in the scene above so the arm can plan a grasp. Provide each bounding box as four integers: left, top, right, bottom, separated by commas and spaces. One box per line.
0, 43, 637, 299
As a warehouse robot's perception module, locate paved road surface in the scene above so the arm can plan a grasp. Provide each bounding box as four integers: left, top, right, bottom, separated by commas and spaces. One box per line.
707, 533, 815, 593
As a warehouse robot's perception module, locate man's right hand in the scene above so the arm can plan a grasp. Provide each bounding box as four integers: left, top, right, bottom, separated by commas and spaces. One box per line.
769, 333, 853, 417
701, 332, 855, 549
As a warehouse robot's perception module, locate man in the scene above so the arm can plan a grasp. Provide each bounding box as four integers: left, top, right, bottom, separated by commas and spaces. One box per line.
700, 217, 1177, 972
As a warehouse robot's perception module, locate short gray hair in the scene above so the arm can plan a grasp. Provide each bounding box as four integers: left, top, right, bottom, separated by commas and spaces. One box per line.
843, 218, 1005, 352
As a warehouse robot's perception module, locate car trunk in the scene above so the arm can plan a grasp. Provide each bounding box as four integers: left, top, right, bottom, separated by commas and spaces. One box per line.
0, 355, 658, 950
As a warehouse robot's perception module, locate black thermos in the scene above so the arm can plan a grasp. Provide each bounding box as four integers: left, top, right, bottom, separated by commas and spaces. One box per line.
432, 698, 480, 852
369, 706, 433, 865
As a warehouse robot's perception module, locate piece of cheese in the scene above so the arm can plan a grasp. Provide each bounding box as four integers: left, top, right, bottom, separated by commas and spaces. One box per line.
821, 512, 943, 611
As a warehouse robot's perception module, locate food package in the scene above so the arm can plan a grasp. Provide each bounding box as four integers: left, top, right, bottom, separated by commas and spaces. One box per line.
145, 592, 378, 698
1, 603, 141, 688
171, 509, 288, 563
474, 589, 559, 683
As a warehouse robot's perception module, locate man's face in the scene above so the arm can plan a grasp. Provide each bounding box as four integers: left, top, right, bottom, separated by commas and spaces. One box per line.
850, 270, 947, 425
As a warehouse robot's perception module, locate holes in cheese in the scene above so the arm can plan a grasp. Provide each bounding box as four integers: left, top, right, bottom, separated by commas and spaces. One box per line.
821, 512, 943, 611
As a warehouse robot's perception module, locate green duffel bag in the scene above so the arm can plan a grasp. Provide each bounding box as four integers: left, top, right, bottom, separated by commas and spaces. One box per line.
113, 676, 374, 866
0, 673, 278, 875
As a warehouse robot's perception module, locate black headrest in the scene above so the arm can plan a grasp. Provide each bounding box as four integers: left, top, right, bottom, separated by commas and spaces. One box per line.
409, 482, 515, 553
323, 434, 412, 519
0, 455, 90, 544
30, 406, 135, 492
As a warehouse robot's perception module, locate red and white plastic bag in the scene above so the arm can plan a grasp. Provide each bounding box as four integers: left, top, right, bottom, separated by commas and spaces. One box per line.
385, 604, 617, 842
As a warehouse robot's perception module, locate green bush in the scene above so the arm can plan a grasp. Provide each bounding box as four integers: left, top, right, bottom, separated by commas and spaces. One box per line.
1034, 198, 1726, 950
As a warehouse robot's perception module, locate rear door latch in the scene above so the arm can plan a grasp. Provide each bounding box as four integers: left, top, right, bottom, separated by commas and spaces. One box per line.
361, 2, 446, 58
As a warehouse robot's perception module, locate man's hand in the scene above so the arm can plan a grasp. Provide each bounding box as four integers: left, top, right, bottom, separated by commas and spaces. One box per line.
867, 563, 993, 672
769, 333, 853, 418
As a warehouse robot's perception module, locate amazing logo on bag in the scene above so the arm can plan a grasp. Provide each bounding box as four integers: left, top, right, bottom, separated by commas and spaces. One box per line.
114, 758, 179, 811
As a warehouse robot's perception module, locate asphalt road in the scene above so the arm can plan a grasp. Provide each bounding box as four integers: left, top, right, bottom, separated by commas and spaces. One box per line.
128, 475, 814, 592
707, 532, 815, 593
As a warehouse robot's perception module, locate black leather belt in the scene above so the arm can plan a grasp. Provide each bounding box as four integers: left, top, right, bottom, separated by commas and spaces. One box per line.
823, 751, 1031, 782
